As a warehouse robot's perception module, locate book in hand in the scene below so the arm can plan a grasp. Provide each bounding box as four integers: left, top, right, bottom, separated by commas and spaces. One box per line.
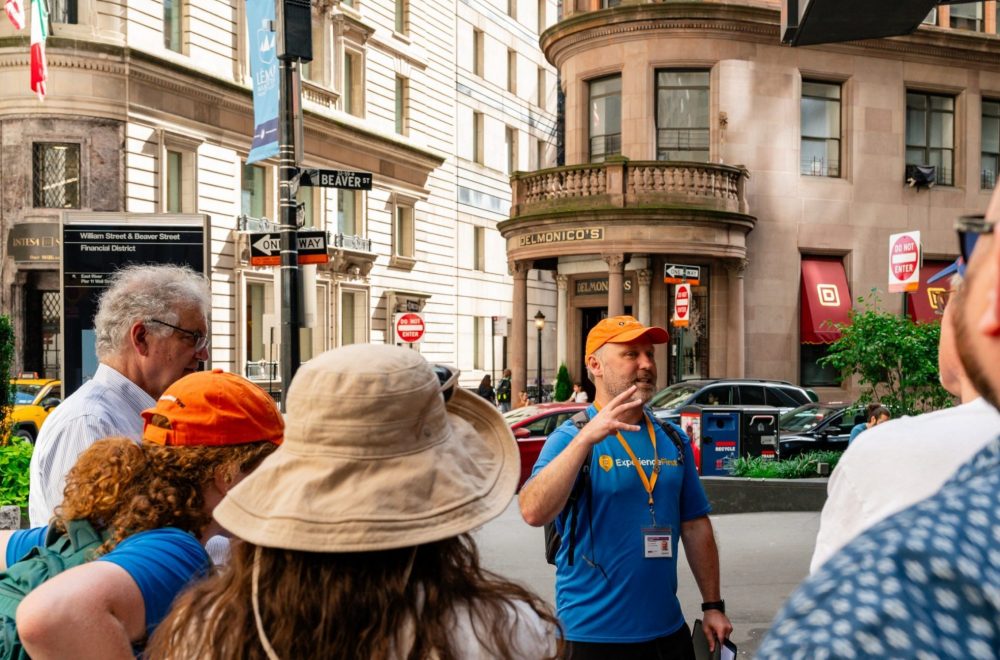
692, 619, 738, 660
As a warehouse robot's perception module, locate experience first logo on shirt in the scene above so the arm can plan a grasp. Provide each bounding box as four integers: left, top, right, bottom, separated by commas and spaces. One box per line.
599, 455, 679, 472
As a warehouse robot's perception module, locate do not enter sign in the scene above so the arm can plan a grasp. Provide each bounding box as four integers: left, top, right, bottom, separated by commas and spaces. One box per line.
888, 231, 921, 293
394, 312, 425, 344
673, 283, 691, 327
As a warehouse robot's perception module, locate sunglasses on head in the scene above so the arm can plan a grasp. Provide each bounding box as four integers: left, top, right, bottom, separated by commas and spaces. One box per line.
956, 214, 996, 268
433, 364, 460, 403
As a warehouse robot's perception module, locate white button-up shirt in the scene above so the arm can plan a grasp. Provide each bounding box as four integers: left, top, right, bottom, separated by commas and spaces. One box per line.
28, 363, 155, 526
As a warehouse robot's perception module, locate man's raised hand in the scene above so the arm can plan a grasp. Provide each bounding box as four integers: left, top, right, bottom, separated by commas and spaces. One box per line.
577, 385, 644, 446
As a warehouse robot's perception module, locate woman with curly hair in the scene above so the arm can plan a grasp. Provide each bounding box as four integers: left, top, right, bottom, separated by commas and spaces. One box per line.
0, 370, 283, 659
149, 344, 561, 659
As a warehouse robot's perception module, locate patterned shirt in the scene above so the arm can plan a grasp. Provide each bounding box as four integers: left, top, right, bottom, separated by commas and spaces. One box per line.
28, 364, 155, 526
759, 438, 999, 660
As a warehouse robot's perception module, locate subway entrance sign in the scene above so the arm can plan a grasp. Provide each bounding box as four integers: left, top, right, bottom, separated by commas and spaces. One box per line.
297, 168, 373, 191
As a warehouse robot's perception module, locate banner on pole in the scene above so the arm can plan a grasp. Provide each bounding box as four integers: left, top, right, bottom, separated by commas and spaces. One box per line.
245, 0, 279, 164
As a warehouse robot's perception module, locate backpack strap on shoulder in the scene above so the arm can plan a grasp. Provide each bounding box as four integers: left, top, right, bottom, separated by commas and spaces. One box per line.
646, 407, 685, 466
563, 408, 593, 566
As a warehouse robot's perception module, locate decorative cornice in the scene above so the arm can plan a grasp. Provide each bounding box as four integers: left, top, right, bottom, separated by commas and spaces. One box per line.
542, 2, 1000, 70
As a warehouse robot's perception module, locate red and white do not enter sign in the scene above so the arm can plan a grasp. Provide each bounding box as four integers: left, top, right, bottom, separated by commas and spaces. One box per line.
395, 312, 425, 343
673, 283, 691, 327
890, 234, 919, 281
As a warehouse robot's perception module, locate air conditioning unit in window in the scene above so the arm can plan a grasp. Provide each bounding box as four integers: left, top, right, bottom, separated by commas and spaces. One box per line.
905, 164, 936, 190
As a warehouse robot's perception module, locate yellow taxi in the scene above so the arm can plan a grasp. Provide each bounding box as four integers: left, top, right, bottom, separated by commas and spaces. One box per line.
9, 375, 62, 443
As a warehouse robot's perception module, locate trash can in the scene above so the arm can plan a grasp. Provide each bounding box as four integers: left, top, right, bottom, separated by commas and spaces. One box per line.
698, 408, 740, 476
740, 407, 780, 461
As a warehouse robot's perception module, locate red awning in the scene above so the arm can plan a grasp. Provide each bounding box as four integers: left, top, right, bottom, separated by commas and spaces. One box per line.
906, 261, 952, 323
801, 257, 852, 345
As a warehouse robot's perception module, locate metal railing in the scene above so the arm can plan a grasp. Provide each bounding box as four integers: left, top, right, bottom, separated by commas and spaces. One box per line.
330, 232, 373, 252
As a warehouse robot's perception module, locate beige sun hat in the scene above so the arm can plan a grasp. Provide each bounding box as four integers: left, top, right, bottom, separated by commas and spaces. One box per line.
213, 343, 520, 552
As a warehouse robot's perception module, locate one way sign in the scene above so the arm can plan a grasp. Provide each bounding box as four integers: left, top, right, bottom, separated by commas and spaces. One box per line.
249, 231, 329, 266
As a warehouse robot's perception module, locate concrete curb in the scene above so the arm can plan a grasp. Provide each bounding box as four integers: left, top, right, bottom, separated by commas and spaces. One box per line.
702, 477, 829, 514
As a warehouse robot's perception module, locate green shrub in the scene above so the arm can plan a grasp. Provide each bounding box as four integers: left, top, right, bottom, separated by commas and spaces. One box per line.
554, 363, 572, 402
728, 450, 843, 479
0, 439, 32, 508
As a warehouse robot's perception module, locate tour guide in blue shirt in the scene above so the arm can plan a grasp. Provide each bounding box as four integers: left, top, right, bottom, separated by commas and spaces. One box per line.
520, 316, 732, 658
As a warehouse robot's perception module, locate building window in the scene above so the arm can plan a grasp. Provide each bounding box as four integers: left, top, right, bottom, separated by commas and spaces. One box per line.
906, 91, 954, 186
983, 100, 1000, 189
655, 69, 709, 162
601, 0, 621, 7
340, 289, 367, 346
393, 203, 415, 259
244, 279, 276, 379
950, 2, 982, 31
49, 0, 78, 23
589, 74, 621, 162
164, 0, 183, 52
506, 126, 517, 174
395, 76, 408, 135
507, 49, 517, 94
800, 80, 841, 177
337, 189, 360, 236
473, 317, 484, 370
33, 143, 81, 209
473, 29, 484, 77
165, 150, 183, 213
395, 0, 407, 34
300, 19, 325, 84
474, 226, 486, 271
537, 67, 546, 110
241, 163, 268, 218
923, 8, 937, 25
473, 111, 485, 165
537, 138, 547, 168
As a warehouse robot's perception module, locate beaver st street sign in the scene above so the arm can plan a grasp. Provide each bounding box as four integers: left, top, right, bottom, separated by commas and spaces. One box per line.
296, 168, 373, 191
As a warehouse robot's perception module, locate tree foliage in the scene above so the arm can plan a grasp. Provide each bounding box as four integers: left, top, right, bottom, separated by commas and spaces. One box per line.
818, 291, 953, 417
554, 363, 572, 402
0, 316, 13, 445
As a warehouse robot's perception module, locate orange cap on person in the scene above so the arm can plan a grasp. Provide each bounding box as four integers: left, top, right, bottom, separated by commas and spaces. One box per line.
585, 315, 669, 358
141, 369, 284, 447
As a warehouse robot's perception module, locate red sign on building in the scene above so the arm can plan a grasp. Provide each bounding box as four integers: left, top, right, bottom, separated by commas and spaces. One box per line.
394, 312, 425, 344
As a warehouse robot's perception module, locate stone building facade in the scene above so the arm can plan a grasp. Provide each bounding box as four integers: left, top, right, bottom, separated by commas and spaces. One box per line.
500, 0, 997, 401
0, 0, 558, 393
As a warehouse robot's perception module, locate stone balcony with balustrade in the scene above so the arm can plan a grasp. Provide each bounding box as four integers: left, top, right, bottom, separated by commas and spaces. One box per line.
501, 158, 755, 263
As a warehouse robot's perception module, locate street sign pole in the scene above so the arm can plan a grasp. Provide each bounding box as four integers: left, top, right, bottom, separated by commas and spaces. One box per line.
276, 0, 311, 410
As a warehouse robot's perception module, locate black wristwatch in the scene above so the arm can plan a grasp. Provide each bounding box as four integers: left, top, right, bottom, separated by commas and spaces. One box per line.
701, 600, 726, 614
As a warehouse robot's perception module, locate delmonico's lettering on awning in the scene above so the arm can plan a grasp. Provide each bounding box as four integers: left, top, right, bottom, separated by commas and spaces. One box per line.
575, 277, 633, 295
517, 227, 604, 247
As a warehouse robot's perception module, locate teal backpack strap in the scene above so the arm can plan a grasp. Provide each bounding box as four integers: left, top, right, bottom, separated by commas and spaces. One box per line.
0, 519, 110, 659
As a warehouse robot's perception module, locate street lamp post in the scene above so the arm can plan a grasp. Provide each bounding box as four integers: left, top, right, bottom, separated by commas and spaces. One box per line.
534, 310, 545, 403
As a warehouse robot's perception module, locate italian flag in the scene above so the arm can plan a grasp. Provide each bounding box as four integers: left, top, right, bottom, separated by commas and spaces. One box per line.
29, 0, 46, 100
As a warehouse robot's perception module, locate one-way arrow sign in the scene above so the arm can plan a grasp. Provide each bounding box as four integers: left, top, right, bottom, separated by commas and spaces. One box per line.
297, 168, 373, 191
249, 230, 329, 266
663, 263, 701, 285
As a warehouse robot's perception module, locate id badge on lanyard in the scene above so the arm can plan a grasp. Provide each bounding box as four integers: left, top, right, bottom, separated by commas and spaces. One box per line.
642, 526, 672, 559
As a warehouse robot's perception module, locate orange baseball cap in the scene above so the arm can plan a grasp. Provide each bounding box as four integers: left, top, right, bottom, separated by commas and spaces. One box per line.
142, 369, 284, 447
585, 315, 669, 358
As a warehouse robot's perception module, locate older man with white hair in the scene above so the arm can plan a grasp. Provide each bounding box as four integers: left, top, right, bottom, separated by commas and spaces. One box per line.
29, 264, 210, 526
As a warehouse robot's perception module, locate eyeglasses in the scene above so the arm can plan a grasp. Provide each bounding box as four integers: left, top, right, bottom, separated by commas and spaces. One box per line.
955, 214, 996, 270
148, 319, 210, 352
432, 364, 460, 403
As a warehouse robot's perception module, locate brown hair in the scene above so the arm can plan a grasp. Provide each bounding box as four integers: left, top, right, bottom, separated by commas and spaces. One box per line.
149, 534, 561, 659
54, 437, 276, 554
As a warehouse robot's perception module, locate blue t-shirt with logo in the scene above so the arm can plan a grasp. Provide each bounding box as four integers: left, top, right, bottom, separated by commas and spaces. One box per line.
529, 406, 711, 643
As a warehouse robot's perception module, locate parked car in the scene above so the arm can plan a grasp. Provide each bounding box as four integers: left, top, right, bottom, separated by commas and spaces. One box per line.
503, 402, 587, 490
776, 402, 862, 459
649, 379, 815, 424
10, 376, 62, 443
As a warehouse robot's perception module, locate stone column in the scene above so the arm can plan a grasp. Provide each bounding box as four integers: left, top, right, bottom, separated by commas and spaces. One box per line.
510, 261, 532, 405
637, 268, 652, 326
726, 258, 748, 377
556, 274, 568, 369
604, 253, 626, 317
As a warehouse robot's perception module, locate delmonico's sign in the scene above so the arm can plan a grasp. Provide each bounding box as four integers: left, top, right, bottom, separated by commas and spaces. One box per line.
517, 227, 604, 247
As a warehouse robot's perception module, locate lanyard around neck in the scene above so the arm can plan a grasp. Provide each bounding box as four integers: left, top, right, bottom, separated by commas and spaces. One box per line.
593, 403, 660, 506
